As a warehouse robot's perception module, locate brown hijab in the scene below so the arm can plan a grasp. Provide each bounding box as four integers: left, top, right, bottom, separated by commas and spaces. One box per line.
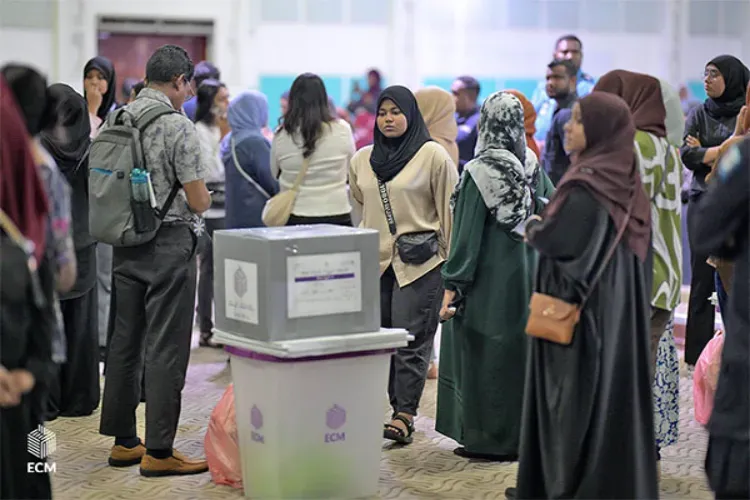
593, 70, 667, 138
415, 86, 460, 167
545, 91, 651, 262
505, 89, 541, 159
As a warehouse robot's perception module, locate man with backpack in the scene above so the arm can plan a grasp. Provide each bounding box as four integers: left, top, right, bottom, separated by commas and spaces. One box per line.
91, 44, 211, 477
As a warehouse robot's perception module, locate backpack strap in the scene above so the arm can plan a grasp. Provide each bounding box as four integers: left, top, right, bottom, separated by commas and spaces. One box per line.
134, 104, 182, 220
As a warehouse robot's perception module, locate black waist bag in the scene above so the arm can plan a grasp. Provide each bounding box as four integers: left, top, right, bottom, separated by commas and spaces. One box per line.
377, 180, 439, 265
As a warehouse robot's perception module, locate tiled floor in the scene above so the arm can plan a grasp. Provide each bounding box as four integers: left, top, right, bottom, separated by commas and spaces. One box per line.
47, 334, 713, 499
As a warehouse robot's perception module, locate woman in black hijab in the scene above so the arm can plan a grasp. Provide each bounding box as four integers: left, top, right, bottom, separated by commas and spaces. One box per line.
348, 85, 458, 444
84, 56, 116, 133
681, 55, 750, 367
84, 56, 117, 364
40, 84, 101, 419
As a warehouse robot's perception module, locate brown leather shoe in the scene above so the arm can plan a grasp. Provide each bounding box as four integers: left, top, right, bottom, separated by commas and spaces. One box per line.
108, 441, 146, 467
139, 450, 208, 477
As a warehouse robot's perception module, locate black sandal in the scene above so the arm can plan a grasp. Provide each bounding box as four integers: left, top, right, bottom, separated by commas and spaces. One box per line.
383, 414, 414, 445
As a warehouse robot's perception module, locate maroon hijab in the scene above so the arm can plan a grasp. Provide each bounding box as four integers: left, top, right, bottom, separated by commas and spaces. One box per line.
0, 76, 48, 262
594, 70, 667, 138
545, 91, 651, 262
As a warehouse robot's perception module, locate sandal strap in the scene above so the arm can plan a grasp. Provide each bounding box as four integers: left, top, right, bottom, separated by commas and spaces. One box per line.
383, 423, 406, 438
391, 415, 414, 435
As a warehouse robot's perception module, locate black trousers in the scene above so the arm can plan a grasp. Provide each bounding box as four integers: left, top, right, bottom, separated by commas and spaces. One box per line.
49, 286, 101, 418
380, 265, 442, 416
286, 213, 352, 227
685, 196, 717, 365
197, 217, 225, 335
99, 224, 198, 450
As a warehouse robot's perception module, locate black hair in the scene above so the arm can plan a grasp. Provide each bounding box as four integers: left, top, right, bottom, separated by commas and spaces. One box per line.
456, 75, 481, 97
121, 77, 140, 98
1, 63, 56, 136
194, 79, 226, 125
193, 61, 220, 87
547, 59, 577, 78
555, 34, 583, 50
281, 73, 334, 158
367, 69, 382, 85
145, 45, 195, 85
132, 81, 146, 97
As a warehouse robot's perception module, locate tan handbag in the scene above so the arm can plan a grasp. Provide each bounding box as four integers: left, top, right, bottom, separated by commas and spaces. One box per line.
525, 193, 634, 345
261, 157, 310, 227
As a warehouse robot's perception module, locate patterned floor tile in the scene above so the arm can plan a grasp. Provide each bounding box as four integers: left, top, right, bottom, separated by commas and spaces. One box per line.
46, 339, 712, 499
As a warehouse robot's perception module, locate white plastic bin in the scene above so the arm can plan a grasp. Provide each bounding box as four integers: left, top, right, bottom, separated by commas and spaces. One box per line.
213, 328, 411, 500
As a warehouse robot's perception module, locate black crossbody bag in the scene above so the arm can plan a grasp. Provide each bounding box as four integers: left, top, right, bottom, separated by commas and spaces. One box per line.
377, 180, 439, 265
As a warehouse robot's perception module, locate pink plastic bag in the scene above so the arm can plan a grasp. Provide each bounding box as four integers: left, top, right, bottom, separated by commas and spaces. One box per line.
693, 331, 724, 426
205, 384, 243, 489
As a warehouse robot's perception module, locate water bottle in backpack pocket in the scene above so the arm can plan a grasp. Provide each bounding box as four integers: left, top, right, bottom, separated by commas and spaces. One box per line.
130, 168, 157, 233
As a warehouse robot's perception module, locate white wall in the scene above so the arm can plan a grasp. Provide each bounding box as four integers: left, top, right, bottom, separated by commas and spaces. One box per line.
1, 0, 748, 94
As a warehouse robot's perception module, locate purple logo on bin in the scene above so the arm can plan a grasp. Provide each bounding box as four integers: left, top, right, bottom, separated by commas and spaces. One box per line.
234, 266, 247, 298
326, 405, 346, 430
251, 405, 263, 430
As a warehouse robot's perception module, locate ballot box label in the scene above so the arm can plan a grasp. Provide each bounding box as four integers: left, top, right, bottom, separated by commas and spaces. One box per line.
225, 259, 259, 325
287, 252, 362, 319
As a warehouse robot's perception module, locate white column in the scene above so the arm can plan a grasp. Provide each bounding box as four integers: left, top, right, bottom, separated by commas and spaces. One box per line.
664, 0, 685, 86
386, 0, 419, 88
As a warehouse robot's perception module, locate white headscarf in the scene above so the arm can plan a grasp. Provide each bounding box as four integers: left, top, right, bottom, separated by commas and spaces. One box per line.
658, 79, 686, 148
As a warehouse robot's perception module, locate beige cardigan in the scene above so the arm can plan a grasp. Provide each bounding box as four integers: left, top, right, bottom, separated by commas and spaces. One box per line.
349, 141, 458, 287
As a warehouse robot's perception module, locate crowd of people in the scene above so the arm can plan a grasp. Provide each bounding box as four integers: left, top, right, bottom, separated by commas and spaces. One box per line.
1, 31, 749, 499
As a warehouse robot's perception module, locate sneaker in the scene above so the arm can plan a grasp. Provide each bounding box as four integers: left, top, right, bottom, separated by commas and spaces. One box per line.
140, 450, 209, 477
108, 440, 146, 467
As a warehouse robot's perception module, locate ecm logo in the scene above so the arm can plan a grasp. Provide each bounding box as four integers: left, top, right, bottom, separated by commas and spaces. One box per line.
324, 405, 346, 443
27, 425, 57, 473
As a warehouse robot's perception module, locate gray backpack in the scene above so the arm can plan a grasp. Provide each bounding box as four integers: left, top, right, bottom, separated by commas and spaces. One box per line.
88, 103, 181, 247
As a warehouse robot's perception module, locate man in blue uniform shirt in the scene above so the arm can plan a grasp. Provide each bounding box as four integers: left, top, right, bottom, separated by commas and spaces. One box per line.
451, 75, 482, 173
531, 34, 595, 146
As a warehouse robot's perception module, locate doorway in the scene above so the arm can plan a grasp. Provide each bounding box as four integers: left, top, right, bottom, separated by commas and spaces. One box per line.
97, 18, 212, 104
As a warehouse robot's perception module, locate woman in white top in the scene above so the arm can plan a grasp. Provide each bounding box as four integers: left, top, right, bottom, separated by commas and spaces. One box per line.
194, 79, 230, 347
271, 73, 355, 226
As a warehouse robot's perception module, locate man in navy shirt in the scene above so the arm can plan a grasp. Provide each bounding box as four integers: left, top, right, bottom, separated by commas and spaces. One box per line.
451, 75, 482, 173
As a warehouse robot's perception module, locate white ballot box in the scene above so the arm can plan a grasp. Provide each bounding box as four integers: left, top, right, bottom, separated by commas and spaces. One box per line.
214, 328, 411, 500
213, 225, 381, 343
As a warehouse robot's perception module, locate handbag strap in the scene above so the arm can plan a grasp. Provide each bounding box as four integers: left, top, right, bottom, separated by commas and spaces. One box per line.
290, 155, 311, 193
231, 136, 271, 199
377, 180, 398, 236
580, 190, 636, 306
0, 209, 30, 251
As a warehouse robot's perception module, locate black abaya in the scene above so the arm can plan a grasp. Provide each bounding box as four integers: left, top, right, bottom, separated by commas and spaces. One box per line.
1, 247, 56, 500
50, 282, 101, 418
692, 138, 750, 499
516, 187, 658, 499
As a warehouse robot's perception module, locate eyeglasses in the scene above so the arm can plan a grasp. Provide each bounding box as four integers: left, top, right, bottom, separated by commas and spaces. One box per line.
703, 69, 722, 80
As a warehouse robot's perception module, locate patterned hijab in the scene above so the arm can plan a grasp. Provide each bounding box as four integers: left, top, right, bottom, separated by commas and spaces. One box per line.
457, 91, 539, 228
